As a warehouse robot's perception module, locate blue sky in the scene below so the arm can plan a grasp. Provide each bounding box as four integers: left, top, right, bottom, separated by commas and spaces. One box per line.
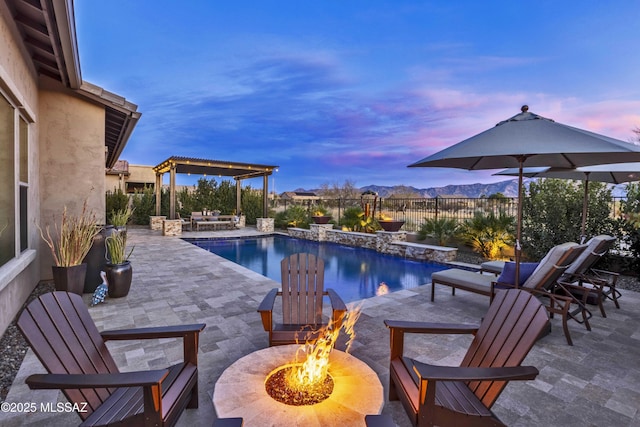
75, 1, 640, 192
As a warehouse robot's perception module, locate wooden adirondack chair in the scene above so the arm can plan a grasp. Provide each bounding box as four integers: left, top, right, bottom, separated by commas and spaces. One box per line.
258, 253, 347, 346
17, 291, 205, 427
385, 289, 549, 427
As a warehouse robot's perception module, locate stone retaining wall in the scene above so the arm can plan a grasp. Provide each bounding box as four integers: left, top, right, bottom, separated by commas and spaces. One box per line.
287, 226, 456, 262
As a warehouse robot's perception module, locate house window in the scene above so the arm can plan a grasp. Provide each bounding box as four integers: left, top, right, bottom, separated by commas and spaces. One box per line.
0, 91, 30, 267
19, 117, 28, 252
0, 93, 15, 266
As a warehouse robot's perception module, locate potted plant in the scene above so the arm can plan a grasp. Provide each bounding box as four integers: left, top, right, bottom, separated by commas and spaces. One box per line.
311, 206, 332, 224
109, 206, 134, 231
104, 230, 134, 298
39, 202, 99, 294
377, 213, 405, 232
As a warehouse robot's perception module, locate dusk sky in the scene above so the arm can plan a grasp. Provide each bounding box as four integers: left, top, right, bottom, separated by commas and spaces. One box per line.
75, 1, 640, 192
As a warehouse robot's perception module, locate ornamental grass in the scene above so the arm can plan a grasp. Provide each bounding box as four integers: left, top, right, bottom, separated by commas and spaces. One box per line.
39, 201, 98, 267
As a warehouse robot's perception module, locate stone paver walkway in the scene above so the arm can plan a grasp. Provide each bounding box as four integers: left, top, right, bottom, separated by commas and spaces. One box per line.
1, 227, 640, 426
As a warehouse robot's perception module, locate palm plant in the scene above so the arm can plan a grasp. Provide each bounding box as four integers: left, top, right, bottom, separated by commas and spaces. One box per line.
418, 218, 459, 246
460, 210, 515, 259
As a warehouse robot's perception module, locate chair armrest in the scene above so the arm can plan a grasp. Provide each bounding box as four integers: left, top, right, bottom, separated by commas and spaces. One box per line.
412, 360, 539, 382
384, 320, 478, 335
326, 288, 347, 328
26, 369, 169, 389
257, 288, 279, 331
385, 320, 478, 360
101, 323, 205, 340
589, 268, 619, 284
326, 288, 347, 312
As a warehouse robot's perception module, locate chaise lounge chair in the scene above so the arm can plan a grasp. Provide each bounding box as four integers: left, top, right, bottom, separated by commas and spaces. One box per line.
385, 289, 549, 427
481, 235, 619, 317
431, 242, 590, 345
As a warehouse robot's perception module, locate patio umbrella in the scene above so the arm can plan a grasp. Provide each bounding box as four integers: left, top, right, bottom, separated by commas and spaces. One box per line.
495, 164, 640, 241
408, 105, 640, 285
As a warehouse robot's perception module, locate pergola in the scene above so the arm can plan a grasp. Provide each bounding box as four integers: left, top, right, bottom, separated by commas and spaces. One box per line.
152, 156, 278, 219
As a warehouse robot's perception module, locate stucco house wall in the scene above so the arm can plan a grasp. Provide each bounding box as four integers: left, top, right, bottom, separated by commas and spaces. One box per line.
38, 81, 106, 279
0, 6, 41, 335
0, 1, 139, 335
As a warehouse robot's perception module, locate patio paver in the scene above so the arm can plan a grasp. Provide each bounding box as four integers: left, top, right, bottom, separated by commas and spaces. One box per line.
1, 227, 639, 426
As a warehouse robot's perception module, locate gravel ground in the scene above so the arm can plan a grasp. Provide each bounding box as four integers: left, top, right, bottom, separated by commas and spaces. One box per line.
1, 255, 638, 402
0, 282, 54, 401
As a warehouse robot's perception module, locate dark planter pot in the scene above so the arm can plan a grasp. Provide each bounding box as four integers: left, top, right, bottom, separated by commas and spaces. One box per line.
83, 225, 116, 293
104, 261, 132, 298
379, 221, 405, 232
312, 216, 331, 224
52, 264, 87, 295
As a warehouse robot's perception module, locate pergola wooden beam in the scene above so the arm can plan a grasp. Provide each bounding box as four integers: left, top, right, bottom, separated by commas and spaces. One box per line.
152, 156, 278, 219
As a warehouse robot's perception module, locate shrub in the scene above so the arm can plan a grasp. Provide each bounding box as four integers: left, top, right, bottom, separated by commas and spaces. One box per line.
340, 206, 364, 230
418, 217, 459, 246
240, 186, 263, 225
522, 179, 613, 260
130, 186, 156, 225
284, 205, 310, 228
460, 210, 515, 259
105, 188, 129, 220
617, 182, 640, 275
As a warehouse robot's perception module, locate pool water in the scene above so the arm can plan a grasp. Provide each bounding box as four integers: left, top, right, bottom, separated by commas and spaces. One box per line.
185, 235, 448, 302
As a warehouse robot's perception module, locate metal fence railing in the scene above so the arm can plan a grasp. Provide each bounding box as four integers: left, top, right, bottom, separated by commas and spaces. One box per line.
272, 197, 628, 232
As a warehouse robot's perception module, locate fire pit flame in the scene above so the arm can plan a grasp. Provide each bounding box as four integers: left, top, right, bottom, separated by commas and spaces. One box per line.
265, 304, 361, 406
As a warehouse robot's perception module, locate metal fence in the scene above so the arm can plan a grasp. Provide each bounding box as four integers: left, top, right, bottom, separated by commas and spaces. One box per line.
273, 197, 627, 232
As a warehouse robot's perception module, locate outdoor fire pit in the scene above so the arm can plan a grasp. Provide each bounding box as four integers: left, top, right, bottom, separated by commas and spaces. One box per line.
213, 344, 383, 426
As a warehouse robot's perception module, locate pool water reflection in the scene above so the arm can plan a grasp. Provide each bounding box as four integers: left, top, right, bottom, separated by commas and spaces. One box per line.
185, 235, 448, 302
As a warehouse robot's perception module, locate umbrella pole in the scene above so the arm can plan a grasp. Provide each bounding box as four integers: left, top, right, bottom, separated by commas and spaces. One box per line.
515, 157, 525, 287
580, 173, 590, 244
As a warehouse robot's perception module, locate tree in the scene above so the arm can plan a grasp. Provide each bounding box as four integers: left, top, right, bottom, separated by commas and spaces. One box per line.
521, 178, 613, 260
317, 179, 360, 200
618, 182, 640, 275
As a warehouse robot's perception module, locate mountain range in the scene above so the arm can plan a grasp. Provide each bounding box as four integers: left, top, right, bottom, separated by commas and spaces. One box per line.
295, 179, 628, 198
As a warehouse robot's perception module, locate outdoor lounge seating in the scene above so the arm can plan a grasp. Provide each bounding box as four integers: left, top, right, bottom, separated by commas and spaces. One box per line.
431, 242, 591, 345
17, 291, 206, 427
258, 253, 347, 346
481, 235, 619, 317
385, 289, 549, 427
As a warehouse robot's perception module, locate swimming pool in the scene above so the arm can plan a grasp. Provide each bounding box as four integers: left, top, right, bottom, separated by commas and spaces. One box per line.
185, 235, 449, 302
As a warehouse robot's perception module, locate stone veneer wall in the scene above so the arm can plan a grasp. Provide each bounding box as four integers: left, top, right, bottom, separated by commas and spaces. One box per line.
150, 216, 166, 231
162, 219, 182, 236
287, 226, 457, 262
257, 218, 275, 232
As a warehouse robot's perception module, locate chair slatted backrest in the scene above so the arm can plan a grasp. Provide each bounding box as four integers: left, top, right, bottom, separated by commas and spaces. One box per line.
17, 292, 119, 420
522, 243, 587, 291
461, 289, 549, 409
563, 235, 615, 277
281, 253, 324, 326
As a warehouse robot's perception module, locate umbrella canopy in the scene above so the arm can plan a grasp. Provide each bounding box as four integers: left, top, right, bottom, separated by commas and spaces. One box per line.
410, 107, 640, 170
409, 106, 640, 284
495, 164, 640, 240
